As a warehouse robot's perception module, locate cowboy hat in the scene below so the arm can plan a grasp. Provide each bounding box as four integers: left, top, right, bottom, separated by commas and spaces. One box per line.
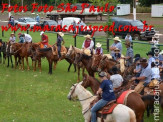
98, 72, 107, 77
11, 33, 15, 35
40, 31, 44, 36
140, 58, 147, 63
83, 49, 91, 56
114, 48, 120, 51
159, 50, 163, 55
58, 17, 61, 19
84, 34, 91, 39
58, 32, 64, 37
96, 43, 102, 48
113, 37, 121, 42
18, 32, 22, 35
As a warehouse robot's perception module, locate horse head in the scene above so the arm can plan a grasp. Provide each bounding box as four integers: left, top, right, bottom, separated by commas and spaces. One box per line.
67, 83, 82, 100
66, 45, 75, 59
97, 56, 107, 72
30, 43, 40, 61
91, 54, 102, 71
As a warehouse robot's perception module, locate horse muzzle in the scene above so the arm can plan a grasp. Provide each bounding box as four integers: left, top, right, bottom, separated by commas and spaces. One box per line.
97, 68, 101, 72
67, 95, 71, 100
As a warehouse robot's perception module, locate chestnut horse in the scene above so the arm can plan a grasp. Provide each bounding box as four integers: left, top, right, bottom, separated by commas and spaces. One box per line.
81, 74, 146, 122
97, 56, 121, 74
66, 45, 85, 82
10, 42, 32, 70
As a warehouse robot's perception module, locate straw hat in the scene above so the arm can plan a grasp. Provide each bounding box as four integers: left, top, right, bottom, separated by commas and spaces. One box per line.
98, 72, 107, 77
114, 48, 120, 52
58, 32, 64, 37
84, 34, 91, 39
40, 31, 44, 36
113, 37, 121, 42
84, 49, 91, 56
11, 33, 15, 35
58, 17, 61, 20
96, 43, 102, 48
159, 50, 163, 55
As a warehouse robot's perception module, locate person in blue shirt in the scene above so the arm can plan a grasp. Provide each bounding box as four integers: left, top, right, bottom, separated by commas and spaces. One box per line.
146, 51, 155, 67
91, 72, 116, 122
18, 33, 25, 43
36, 14, 40, 23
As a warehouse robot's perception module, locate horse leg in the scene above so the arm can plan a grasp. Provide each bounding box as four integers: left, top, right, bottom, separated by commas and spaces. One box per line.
68, 63, 72, 72
74, 64, 76, 72
14, 56, 17, 69
10, 55, 13, 68
48, 60, 52, 74
7, 56, 9, 67
21, 57, 24, 70
77, 66, 80, 82
0, 52, 2, 64
82, 67, 85, 77
26, 57, 30, 70
3, 53, 6, 64
38, 58, 42, 72
53, 61, 57, 70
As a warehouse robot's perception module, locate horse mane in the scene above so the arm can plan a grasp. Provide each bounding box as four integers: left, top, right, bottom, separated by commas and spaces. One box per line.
74, 47, 83, 53
39, 48, 52, 52
82, 54, 92, 60
108, 58, 119, 63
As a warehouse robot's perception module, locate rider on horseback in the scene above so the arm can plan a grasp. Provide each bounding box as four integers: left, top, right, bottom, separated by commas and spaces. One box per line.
40, 31, 51, 48
55, 32, 65, 59
82, 34, 94, 54
9, 33, 16, 44
131, 58, 152, 94
91, 72, 116, 122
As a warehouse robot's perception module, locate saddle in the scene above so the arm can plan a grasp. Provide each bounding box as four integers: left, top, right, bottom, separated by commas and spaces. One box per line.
52, 45, 67, 56
89, 96, 117, 122
37, 42, 52, 48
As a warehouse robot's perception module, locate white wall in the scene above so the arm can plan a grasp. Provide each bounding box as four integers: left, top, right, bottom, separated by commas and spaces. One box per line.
117, 4, 130, 16
151, 5, 163, 17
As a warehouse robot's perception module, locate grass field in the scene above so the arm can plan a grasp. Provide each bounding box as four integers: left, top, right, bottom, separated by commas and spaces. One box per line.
0, 29, 163, 122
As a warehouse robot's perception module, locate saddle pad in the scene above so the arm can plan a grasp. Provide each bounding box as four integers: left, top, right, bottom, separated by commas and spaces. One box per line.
117, 90, 134, 105
102, 103, 118, 114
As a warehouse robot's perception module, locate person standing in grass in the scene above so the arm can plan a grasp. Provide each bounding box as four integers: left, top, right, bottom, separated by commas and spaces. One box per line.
36, 14, 40, 23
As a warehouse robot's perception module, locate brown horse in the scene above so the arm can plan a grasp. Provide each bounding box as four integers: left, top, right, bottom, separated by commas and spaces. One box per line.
81, 74, 145, 122
66, 45, 85, 82
97, 56, 120, 74
10, 42, 31, 70
74, 51, 95, 77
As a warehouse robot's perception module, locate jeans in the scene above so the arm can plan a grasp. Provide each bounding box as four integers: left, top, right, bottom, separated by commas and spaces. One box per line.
57, 45, 61, 58
91, 99, 108, 122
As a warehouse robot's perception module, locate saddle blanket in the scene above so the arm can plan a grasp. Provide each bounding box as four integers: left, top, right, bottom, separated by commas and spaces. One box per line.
117, 90, 134, 105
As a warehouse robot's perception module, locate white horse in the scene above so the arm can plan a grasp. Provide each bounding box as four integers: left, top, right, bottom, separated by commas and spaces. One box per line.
67, 82, 136, 122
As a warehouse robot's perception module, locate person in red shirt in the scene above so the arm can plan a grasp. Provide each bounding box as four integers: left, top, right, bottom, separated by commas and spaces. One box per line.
40, 31, 51, 48
95, 43, 103, 55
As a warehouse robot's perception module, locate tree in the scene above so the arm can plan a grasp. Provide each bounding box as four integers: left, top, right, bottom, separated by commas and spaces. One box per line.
89, 0, 119, 38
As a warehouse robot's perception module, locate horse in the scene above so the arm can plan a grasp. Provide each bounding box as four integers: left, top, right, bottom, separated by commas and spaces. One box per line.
74, 51, 95, 77
67, 83, 136, 122
97, 56, 121, 74
0, 41, 7, 64
66, 45, 85, 82
6, 42, 14, 68
10, 42, 32, 70
81, 74, 146, 122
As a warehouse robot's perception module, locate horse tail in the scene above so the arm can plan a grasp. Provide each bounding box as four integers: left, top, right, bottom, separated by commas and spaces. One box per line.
129, 109, 136, 122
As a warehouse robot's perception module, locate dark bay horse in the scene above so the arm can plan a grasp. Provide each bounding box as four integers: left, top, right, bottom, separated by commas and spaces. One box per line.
66, 45, 85, 82
81, 74, 145, 122
74, 51, 95, 77
0, 41, 7, 64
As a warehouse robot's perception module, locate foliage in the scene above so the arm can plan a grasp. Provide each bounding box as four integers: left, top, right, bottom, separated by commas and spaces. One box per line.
139, 0, 163, 7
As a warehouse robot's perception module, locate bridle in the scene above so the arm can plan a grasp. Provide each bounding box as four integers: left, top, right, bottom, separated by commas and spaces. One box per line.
69, 83, 94, 102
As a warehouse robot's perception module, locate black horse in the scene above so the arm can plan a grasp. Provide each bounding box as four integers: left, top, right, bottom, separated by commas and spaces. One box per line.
0, 39, 7, 64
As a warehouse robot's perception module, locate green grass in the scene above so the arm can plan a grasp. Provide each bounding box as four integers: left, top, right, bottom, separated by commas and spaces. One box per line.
0, 30, 163, 121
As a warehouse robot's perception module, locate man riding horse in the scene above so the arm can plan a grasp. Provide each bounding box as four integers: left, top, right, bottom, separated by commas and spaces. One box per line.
40, 31, 51, 48
82, 34, 94, 54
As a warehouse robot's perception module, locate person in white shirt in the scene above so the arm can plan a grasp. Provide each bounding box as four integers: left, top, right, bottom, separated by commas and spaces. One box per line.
82, 34, 94, 51
57, 17, 62, 26
125, 33, 132, 42
151, 62, 160, 80
23, 33, 32, 43
147, 51, 155, 67
110, 66, 123, 90
9, 33, 16, 44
